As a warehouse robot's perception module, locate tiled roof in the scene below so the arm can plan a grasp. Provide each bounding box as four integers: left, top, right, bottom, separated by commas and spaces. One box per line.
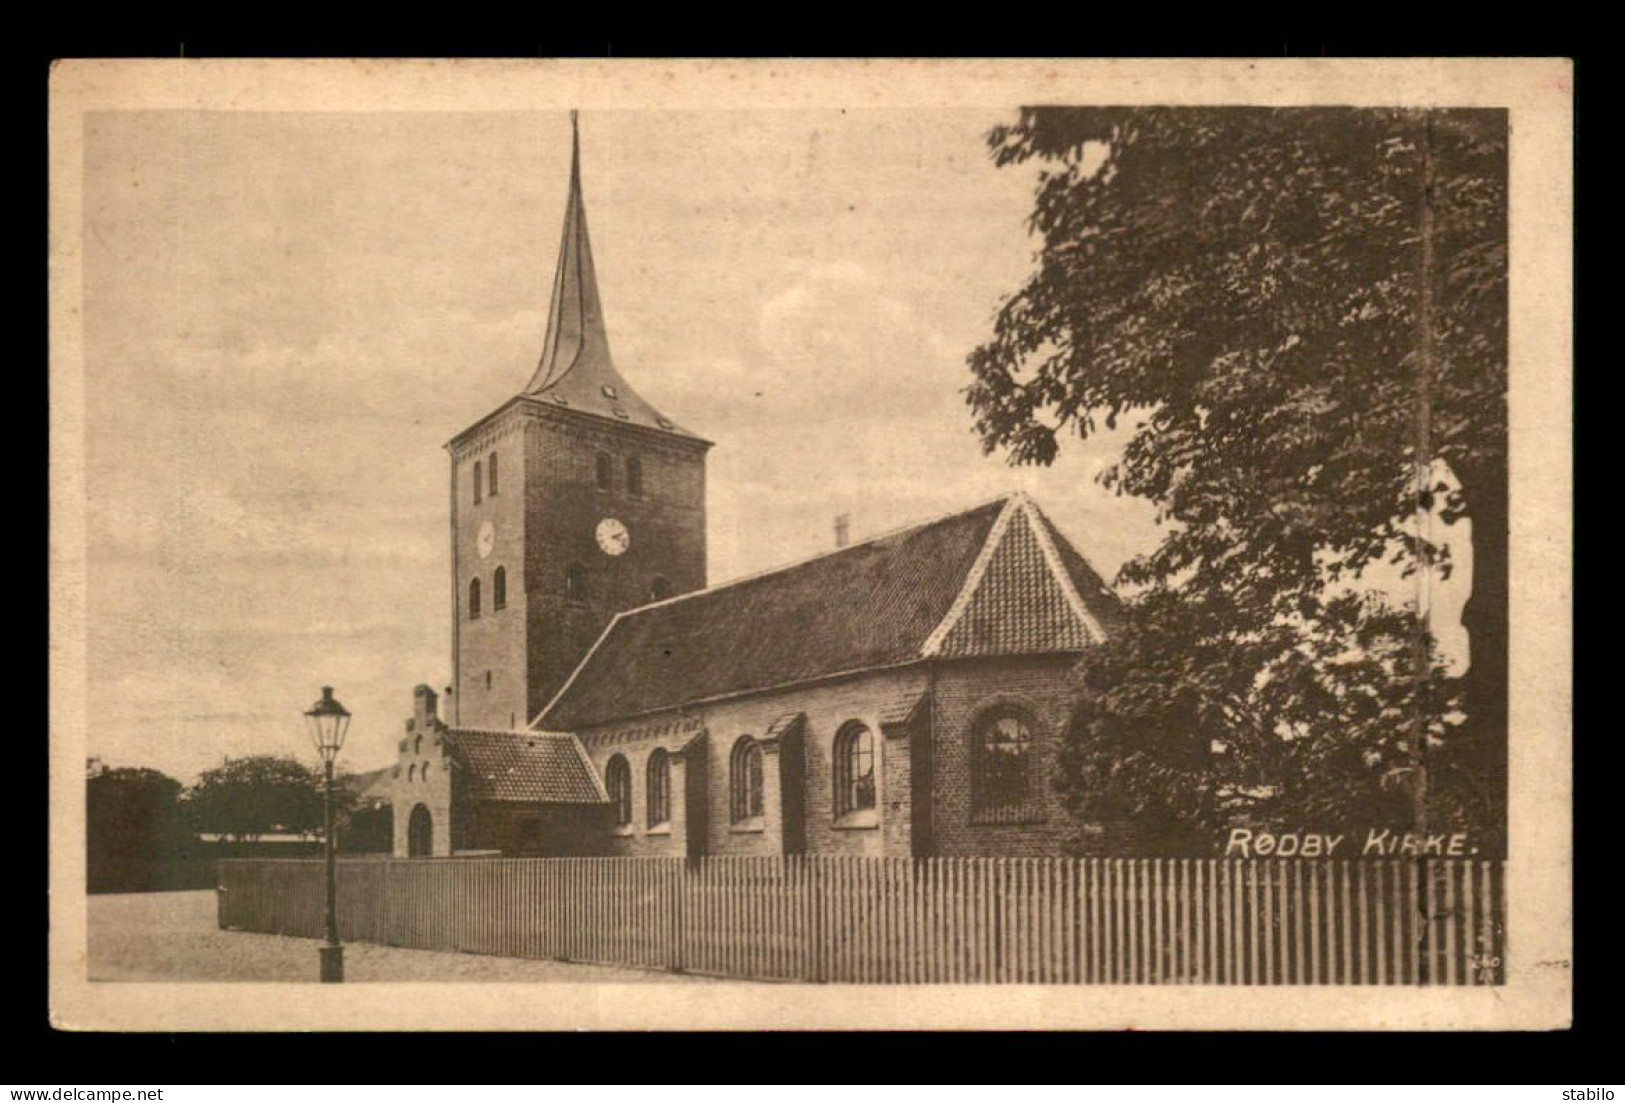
1030, 502, 1127, 635
445, 729, 607, 804
877, 690, 927, 729
763, 712, 806, 744
542, 497, 1005, 728
936, 507, 1095, 656
541, 494, 1121, 730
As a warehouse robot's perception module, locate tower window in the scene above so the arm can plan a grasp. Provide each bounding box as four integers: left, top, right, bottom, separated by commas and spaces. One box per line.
649, 576, 672, 602
473, 461, 483, 505
730, 736, 764, 824
468, 577, 482, 619
595, 452, 613, 491
488, 451, 499, 497
485, 670, 492, 690
646, 748, 671, 828
606, 754, 632, 827
834, 721, 876, 817
626, 455, 644, 497
565, 563, 588, 602
493, 566, 507, 610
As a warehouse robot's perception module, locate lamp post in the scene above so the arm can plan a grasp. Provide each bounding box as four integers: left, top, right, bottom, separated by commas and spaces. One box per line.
304, 685, 351, 982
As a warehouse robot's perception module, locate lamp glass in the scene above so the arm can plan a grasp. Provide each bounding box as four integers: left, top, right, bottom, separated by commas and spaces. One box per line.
304, 686, 351, 761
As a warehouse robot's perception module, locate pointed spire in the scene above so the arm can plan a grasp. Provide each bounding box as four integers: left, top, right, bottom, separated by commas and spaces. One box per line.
518, 113, 705, 443
526, 110, 613, 396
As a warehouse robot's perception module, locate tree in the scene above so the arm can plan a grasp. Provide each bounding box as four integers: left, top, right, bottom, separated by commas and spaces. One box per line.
967, 108, 1506, 847
182, 755, 346, 841
86, 765, 187, 891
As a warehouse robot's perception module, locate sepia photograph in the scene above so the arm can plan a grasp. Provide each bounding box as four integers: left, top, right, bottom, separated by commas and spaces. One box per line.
48, 58, 1573, 1031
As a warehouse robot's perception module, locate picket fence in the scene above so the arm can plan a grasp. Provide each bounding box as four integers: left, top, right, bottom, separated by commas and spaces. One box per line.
217, 855, 1505, 985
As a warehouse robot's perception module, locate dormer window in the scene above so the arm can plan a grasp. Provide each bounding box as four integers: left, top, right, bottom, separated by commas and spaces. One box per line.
601, 384, 618, 400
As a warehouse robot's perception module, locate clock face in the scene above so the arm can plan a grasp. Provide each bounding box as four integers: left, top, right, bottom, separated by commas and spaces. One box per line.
595, 517, 630, 557
476, 521, 495, 559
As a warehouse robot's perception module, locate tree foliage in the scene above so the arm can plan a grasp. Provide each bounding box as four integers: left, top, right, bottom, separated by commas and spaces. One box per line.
181, 755, 347, 841
968, 108, 1507, 849
87, 765, 186, 862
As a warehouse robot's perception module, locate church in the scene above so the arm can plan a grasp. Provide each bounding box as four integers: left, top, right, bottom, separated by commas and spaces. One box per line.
390, 118, 1127, 862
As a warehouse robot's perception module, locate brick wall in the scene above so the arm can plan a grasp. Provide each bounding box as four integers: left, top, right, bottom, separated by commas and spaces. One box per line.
521, 410, 708, 720
577, 668, 927, 858
926, 655, 1077, 858
458, 803, 607, 856
452, 414, 531, 730
450, 401, 708, 730
926, 655, 1143, 857
563, 657, 1157, 860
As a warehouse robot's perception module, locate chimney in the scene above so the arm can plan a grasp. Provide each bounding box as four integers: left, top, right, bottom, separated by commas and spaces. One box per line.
413, 684, 439, 728
834, 513, 850, 549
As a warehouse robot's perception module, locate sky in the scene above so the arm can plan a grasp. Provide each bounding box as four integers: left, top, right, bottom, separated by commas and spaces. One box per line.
79, 107, 1468, 783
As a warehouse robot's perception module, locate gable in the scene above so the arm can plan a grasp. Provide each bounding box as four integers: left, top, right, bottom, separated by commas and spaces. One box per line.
924, 495, 1116, 659
933, 507, 1097, 657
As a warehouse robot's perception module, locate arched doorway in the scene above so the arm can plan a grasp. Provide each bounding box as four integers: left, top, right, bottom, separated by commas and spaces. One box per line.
407, 803, 433, 857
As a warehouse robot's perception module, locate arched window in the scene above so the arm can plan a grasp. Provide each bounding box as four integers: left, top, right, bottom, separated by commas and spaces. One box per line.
473, 460, 483, 505
565, 563, 588, 602
646, 748, 670, 828
493, 566, 507, 610
468, 577, 482, 619
649, 576, 672, 602
595, 452, 614, 490
488, 451, 499, 496
606, 754, 632, 827
730, 737, 764, 823
834, 722, 876, 816
422, 762, 431, 781
972, 708, 1037, 816
413, 735, 422, 755
626, 455, 644, 496
408, 764, 416, 782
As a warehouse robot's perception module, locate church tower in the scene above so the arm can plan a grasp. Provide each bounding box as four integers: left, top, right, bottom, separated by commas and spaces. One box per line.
448, 114, 711, 730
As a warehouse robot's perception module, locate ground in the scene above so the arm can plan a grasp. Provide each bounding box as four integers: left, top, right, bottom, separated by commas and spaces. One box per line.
87, 891, 719, 983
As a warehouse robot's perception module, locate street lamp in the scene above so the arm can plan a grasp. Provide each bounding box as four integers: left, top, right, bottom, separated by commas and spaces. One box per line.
304, 685, 351, 982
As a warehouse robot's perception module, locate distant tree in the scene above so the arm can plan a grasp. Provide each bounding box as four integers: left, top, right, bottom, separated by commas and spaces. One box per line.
86, 766, 187, 891
968, 108, 1506, 848
182, 755, 347, 841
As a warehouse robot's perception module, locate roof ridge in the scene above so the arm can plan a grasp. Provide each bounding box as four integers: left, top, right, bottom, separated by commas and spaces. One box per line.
449, 727, 576, 739
609, 490, 1020, 621
1018, 497, 1107, 643
920, 494, 1023, 656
